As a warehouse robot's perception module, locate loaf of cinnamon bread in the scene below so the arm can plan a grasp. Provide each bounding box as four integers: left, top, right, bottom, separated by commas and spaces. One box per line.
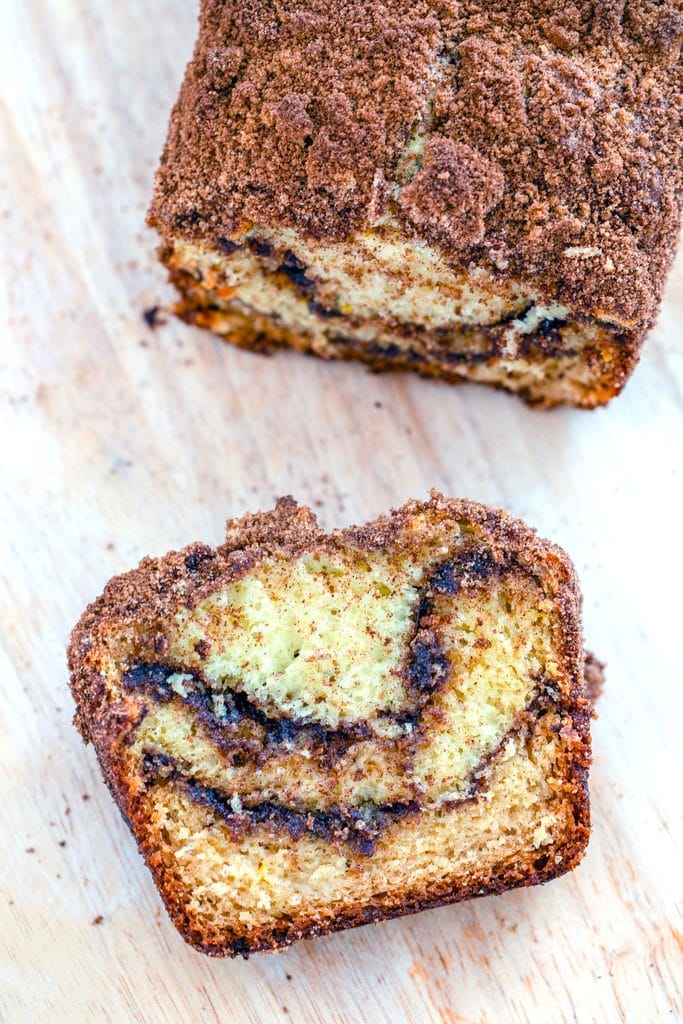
148, 0, 682, 406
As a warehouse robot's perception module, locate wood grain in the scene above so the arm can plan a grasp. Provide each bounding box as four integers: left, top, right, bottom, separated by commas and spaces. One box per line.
1, 2, 681, 1021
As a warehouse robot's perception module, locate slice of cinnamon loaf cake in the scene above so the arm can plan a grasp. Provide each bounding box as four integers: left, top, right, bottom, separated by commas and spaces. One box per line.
148, 1, 682, 406
68, 495, 591, 956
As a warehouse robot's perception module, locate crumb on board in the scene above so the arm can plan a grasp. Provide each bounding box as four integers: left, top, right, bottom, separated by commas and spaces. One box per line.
142, 305, 166, 328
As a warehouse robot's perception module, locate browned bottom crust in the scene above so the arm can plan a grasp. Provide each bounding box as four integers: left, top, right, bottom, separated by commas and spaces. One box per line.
161, 837, 581, 958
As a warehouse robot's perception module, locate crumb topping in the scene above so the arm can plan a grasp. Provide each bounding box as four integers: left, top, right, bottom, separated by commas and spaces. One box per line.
397, 137, 505, 249
150, 0, 682, 327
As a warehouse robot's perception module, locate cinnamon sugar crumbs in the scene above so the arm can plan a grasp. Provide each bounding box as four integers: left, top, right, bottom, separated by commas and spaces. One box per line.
398, 137, 505, 249
149, 0, 682, 329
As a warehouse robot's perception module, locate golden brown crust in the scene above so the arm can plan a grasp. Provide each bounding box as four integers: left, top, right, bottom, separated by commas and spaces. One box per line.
176, 851, 583, 957
148, 0, 683, 331
68, 494, 591, 957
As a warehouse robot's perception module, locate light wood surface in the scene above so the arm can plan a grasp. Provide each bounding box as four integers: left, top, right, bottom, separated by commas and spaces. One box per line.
1, 2, 682, 1021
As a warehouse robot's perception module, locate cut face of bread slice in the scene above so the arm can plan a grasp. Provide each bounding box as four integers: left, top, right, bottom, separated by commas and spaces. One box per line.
147, 1, 682, 406
68, 495, 591, 956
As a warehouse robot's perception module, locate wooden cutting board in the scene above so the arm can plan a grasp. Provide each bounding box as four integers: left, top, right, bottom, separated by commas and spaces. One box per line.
1, 2, 682, 1021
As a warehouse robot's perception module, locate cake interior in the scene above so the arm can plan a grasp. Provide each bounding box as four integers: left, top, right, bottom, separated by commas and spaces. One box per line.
92, 516, 587, 952
161, 228, 633, 408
